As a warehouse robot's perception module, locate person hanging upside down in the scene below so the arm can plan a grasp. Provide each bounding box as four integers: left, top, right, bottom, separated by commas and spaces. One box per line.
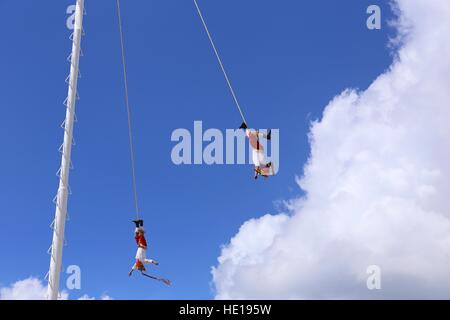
128, 220, 159, 276
240, 122, 275, 179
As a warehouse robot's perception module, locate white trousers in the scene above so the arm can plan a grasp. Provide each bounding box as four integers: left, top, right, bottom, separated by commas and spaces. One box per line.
252, 149, 267, 167
133, 247, 155, 269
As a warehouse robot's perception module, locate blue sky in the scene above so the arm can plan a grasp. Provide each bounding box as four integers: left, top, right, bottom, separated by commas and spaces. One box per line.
0, 0, 394, 299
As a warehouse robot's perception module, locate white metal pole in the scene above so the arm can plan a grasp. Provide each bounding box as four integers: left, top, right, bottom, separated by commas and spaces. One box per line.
47, 0, 84, 300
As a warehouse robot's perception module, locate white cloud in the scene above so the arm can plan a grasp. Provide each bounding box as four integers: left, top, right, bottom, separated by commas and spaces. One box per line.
212, 0, 450, 299
0, 277, 68, 300
0, 278, 111, 300
0, 277, 47, 300
78, 294, 113, 300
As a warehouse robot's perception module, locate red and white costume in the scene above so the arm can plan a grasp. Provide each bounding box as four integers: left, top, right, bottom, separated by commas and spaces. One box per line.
132, 228, 156, 270
246, 129, 274, 176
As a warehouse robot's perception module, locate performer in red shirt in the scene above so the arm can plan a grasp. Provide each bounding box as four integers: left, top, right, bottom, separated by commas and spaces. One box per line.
240, 122, 275, 179
129, 220, 158, 276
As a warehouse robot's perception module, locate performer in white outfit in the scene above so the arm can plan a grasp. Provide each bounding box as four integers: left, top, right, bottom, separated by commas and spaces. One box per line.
240, 122, 275, 179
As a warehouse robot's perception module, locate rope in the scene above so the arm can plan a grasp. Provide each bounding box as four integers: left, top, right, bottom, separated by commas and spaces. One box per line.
193, 0, 248, 124
116, 0, 140, 220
